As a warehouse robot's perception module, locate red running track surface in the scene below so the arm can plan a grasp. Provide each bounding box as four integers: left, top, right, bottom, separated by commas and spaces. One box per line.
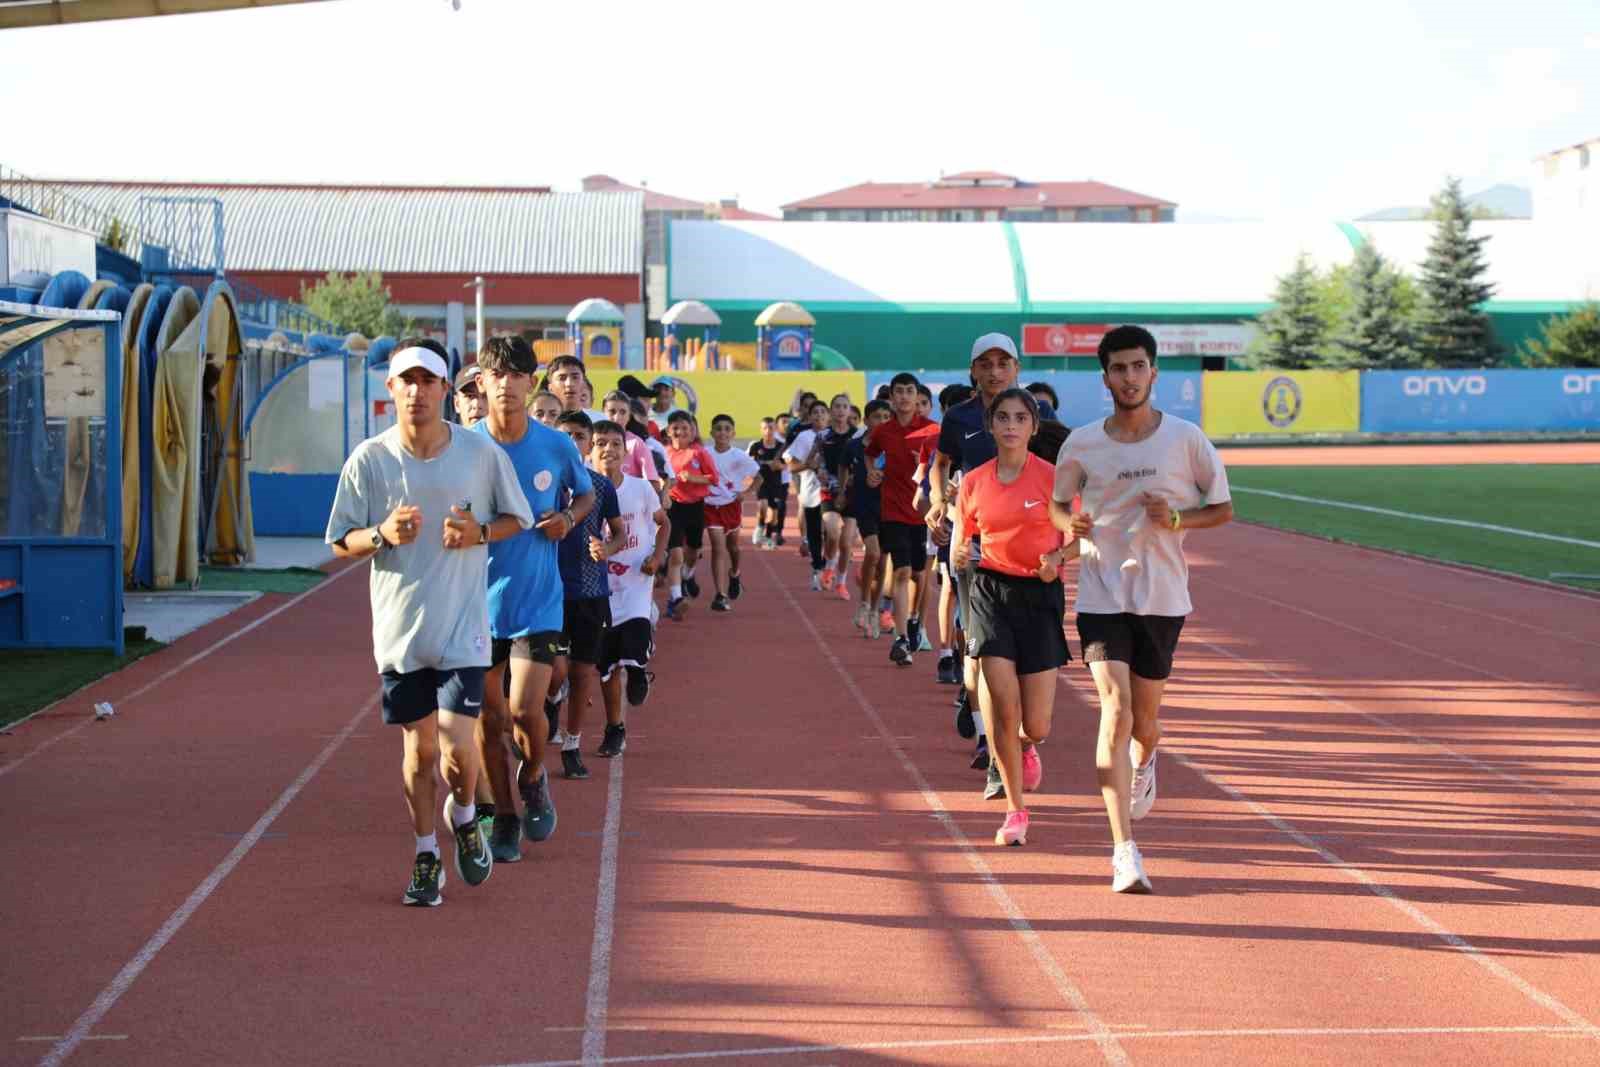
1, 516, 1597, 1066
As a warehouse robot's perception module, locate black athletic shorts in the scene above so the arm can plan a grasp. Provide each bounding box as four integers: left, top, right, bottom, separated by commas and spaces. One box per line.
379, 665, 485, 726
1076, 612, 1185, 680
850, 510, 880, 539
668, 499, 706, 551
490, 631, 565, 668
965, 568, 1069, 675
562, 596, 612, 666
878, 519, 927, 572
599, 617, 655, 681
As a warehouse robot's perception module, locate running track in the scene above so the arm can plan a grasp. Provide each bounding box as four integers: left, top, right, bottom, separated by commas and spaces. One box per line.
3, 513, 1598, 1064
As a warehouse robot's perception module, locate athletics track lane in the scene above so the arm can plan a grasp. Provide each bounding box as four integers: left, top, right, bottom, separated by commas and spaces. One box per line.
2, 515, 1597, 1065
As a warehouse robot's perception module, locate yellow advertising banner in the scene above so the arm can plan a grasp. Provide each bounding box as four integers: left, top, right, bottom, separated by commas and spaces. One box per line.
1202, 370, 1360, 437
587, 370, 867, 437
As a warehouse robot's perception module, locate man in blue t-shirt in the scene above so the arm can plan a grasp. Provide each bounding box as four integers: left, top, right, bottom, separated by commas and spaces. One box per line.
552, 411, 626, 781
472, 337, 593, 860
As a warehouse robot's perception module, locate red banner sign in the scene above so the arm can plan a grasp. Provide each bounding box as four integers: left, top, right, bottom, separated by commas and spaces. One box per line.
1021, 323, 1110, 357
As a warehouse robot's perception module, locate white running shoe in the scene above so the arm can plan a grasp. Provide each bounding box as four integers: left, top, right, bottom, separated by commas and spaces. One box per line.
808, 572, 822, 591
1112, 841, 1152, 894
1130, 746, 1158, 821
853, 603, 869, 631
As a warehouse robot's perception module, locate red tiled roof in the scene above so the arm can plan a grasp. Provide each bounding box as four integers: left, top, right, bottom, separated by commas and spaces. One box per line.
783, 178, 1174, 211
582, 174, 703, 212
717, 204, 779, 221
939, 170, 1018, 183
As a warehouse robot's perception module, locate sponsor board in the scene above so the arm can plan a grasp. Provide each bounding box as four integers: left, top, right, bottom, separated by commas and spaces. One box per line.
1204, 370, 1359, 437
1020, 322, 1256, 359
0, 208, 97, 286
1363, 370, 1600, 433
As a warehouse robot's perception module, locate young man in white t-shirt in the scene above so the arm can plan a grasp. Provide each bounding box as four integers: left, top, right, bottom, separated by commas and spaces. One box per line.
1052, 325, 1233, 894
589, 420, 667, 757
704, 413, 762, 611
782, 400, 830, 589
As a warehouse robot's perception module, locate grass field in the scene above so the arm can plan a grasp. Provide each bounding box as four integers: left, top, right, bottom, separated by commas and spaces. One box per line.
198, 565, 326, 594
0, 637, 165, 730
1228, 464, 1600, 589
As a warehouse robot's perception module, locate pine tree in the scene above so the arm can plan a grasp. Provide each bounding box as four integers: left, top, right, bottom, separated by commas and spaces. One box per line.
1523, 303, 1600, 368
1328, 242, 1417, 369
1250, 253, 1328, 369
1417, 177, 1497, 367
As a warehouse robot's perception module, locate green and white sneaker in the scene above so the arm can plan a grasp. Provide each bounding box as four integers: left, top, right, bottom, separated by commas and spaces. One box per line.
445, 795, 494, 887
402, 851, 445, 907
519, 762, 558, 842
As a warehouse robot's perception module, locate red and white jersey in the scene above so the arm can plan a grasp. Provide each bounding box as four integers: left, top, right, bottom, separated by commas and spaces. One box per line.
705, 446, 761, 506
606, 474, 664, 624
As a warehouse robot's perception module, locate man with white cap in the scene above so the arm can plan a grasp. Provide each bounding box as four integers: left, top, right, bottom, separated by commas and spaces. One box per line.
327, 337, 534, 907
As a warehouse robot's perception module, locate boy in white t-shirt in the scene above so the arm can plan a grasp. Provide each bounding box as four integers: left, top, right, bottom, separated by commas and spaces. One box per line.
589, 419, 668, 757
704, 413, 762, 612
1053, 325, 1233, 894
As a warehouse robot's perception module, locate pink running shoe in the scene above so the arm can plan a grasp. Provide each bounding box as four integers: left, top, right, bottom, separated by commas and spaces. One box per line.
835, 580, 851, 601
879, 609, 895, 631
1022, 744, 1043, 792
994, 810, 1029, 846
820, 568, 835, 590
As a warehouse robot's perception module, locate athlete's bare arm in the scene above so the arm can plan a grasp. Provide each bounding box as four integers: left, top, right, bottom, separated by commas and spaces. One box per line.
1141, 492, 1233, 531
332, 503, 420, 559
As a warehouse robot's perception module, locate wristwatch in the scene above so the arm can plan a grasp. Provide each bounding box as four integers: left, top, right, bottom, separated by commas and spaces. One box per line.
370, 528, 389, 551
478, 522, 489, 545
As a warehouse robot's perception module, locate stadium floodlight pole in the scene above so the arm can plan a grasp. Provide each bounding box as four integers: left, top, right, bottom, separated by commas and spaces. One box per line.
464, 275, 486, 352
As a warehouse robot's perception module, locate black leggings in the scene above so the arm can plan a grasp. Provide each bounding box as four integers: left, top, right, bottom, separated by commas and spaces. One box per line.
766, 495, 788, 539
803, 505, 824, 571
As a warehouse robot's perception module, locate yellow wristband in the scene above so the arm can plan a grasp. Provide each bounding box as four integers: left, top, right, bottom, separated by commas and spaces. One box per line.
1170, 509, 1182, 531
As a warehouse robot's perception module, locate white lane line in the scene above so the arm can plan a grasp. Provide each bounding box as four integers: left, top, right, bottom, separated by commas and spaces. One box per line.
1182, 636, 1587, 814
38, 696, 374, 1067
1230, 486, 1600, 551
582, 757, 626, 1066
16, 1037, 126, 1043
1163, 747, 1598, 1038
756, 554, 1129, 1067
487, 1024, 1591, 1066
0, 561, 363, 779
1317, 581, 1600, 650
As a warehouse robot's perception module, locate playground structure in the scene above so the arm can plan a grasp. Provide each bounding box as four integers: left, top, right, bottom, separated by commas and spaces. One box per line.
755, 300, 815, 371
565, 298, 624, 368
650, 300, 724, 370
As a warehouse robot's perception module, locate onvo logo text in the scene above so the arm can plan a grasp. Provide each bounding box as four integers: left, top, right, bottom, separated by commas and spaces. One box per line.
1402, 375, 1486, 397
1562, 373, 1600, 395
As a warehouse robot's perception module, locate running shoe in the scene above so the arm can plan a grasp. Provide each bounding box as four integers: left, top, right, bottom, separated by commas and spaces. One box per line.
836, 579, 852, 601
402, 851, 444, 907
954, 690, 975, 739
866, 614, 881, 640
625, 666, 652, 707
889, 635, 913, 667
1112, 841, 1153, 894
970, 738, 990, 770
711, 594, 732, 613
476, 800, 496, 835
487, 814, 522, 863
666, 595, 687, 621
937, 655, 958, 686
729, 573, 743, 600
916, 628, 934, 652
561, 748, 590, 780
853, 603, 869, 631
774, 533, 785, 547
682, 574, 701, 599
519, 765, 557, 842
983, 758, 1005, 800
808, 572, 822, 592
597, 723, 627, 758
1022, 744, 1043, 792
994, 811, 1029, 847
445, 795, 494, 887
1130, 747, 1159, 821
821, 567, 835, 589
878, 609, 895, 632
906, 617, 921, 650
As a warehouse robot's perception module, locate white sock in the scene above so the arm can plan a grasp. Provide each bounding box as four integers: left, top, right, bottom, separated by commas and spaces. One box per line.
563, 733, 580, 752
670, 582, 682, 598
976, 717, 986, 738
448, 800, 476, 828
415, 833, 438, 856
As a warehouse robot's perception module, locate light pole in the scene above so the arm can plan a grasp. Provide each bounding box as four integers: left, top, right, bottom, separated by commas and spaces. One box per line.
464, 275, 486, 354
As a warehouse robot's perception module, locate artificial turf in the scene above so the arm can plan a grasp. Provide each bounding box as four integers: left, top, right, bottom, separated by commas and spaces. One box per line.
1227, 464, 1600, 589
0, 638, 165, 730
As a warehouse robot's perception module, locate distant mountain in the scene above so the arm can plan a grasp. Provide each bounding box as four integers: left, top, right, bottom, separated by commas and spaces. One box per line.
1358, 184, 1531, 221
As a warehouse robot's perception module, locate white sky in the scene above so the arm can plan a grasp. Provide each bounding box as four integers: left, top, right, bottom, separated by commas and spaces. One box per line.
1, 0, 1595, 220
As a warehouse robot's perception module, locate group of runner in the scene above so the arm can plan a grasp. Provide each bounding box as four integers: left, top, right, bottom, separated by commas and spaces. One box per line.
327, 322, 1232, 906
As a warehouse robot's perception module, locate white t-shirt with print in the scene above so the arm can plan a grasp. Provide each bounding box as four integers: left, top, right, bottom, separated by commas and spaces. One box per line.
1053, 413, 1230, 617
706, 446, 761, 506
606, 474, 663, 625
783, 429, 823, 508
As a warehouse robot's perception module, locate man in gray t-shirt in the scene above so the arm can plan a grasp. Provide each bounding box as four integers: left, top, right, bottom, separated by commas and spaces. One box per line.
326, 340, 533, 907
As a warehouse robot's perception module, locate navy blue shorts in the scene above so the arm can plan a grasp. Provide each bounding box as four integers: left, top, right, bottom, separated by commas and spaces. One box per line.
380, 666, 486, 726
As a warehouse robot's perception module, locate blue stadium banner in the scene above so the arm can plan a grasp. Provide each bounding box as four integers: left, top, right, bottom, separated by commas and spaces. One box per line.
1361, 370, 1600, 433
865, 370, 1203, 429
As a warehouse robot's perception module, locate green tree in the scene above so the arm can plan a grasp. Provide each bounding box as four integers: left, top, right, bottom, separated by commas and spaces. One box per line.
1416, 177, 1497, 367
1522, 303, 1600, 368
299, 271, 412, 338
1247, 253, 1329, 369
1328, 242, 1418, 369
99, 216, 130, 254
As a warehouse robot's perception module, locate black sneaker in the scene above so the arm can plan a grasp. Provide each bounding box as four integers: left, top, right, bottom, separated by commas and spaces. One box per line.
402, 851, 444, 907
983, 758, 1006, 800
710, 594, 731, 613
729, 573, 743, 600
625, 666, 652, 707
906, 617, 922, 651
597, 723, 627, 758
774, 533, 785, 547
666, 596, 687, 621
488, 813, 522, 863
937, 655, 958, 686
889, 636, 912, 667
448, 800, 494, 887
971, 737, 990, 770
519, 765, 557, 842
955, 690, 976, 739
561, 747, 590, 780
683, 574, 701, 599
